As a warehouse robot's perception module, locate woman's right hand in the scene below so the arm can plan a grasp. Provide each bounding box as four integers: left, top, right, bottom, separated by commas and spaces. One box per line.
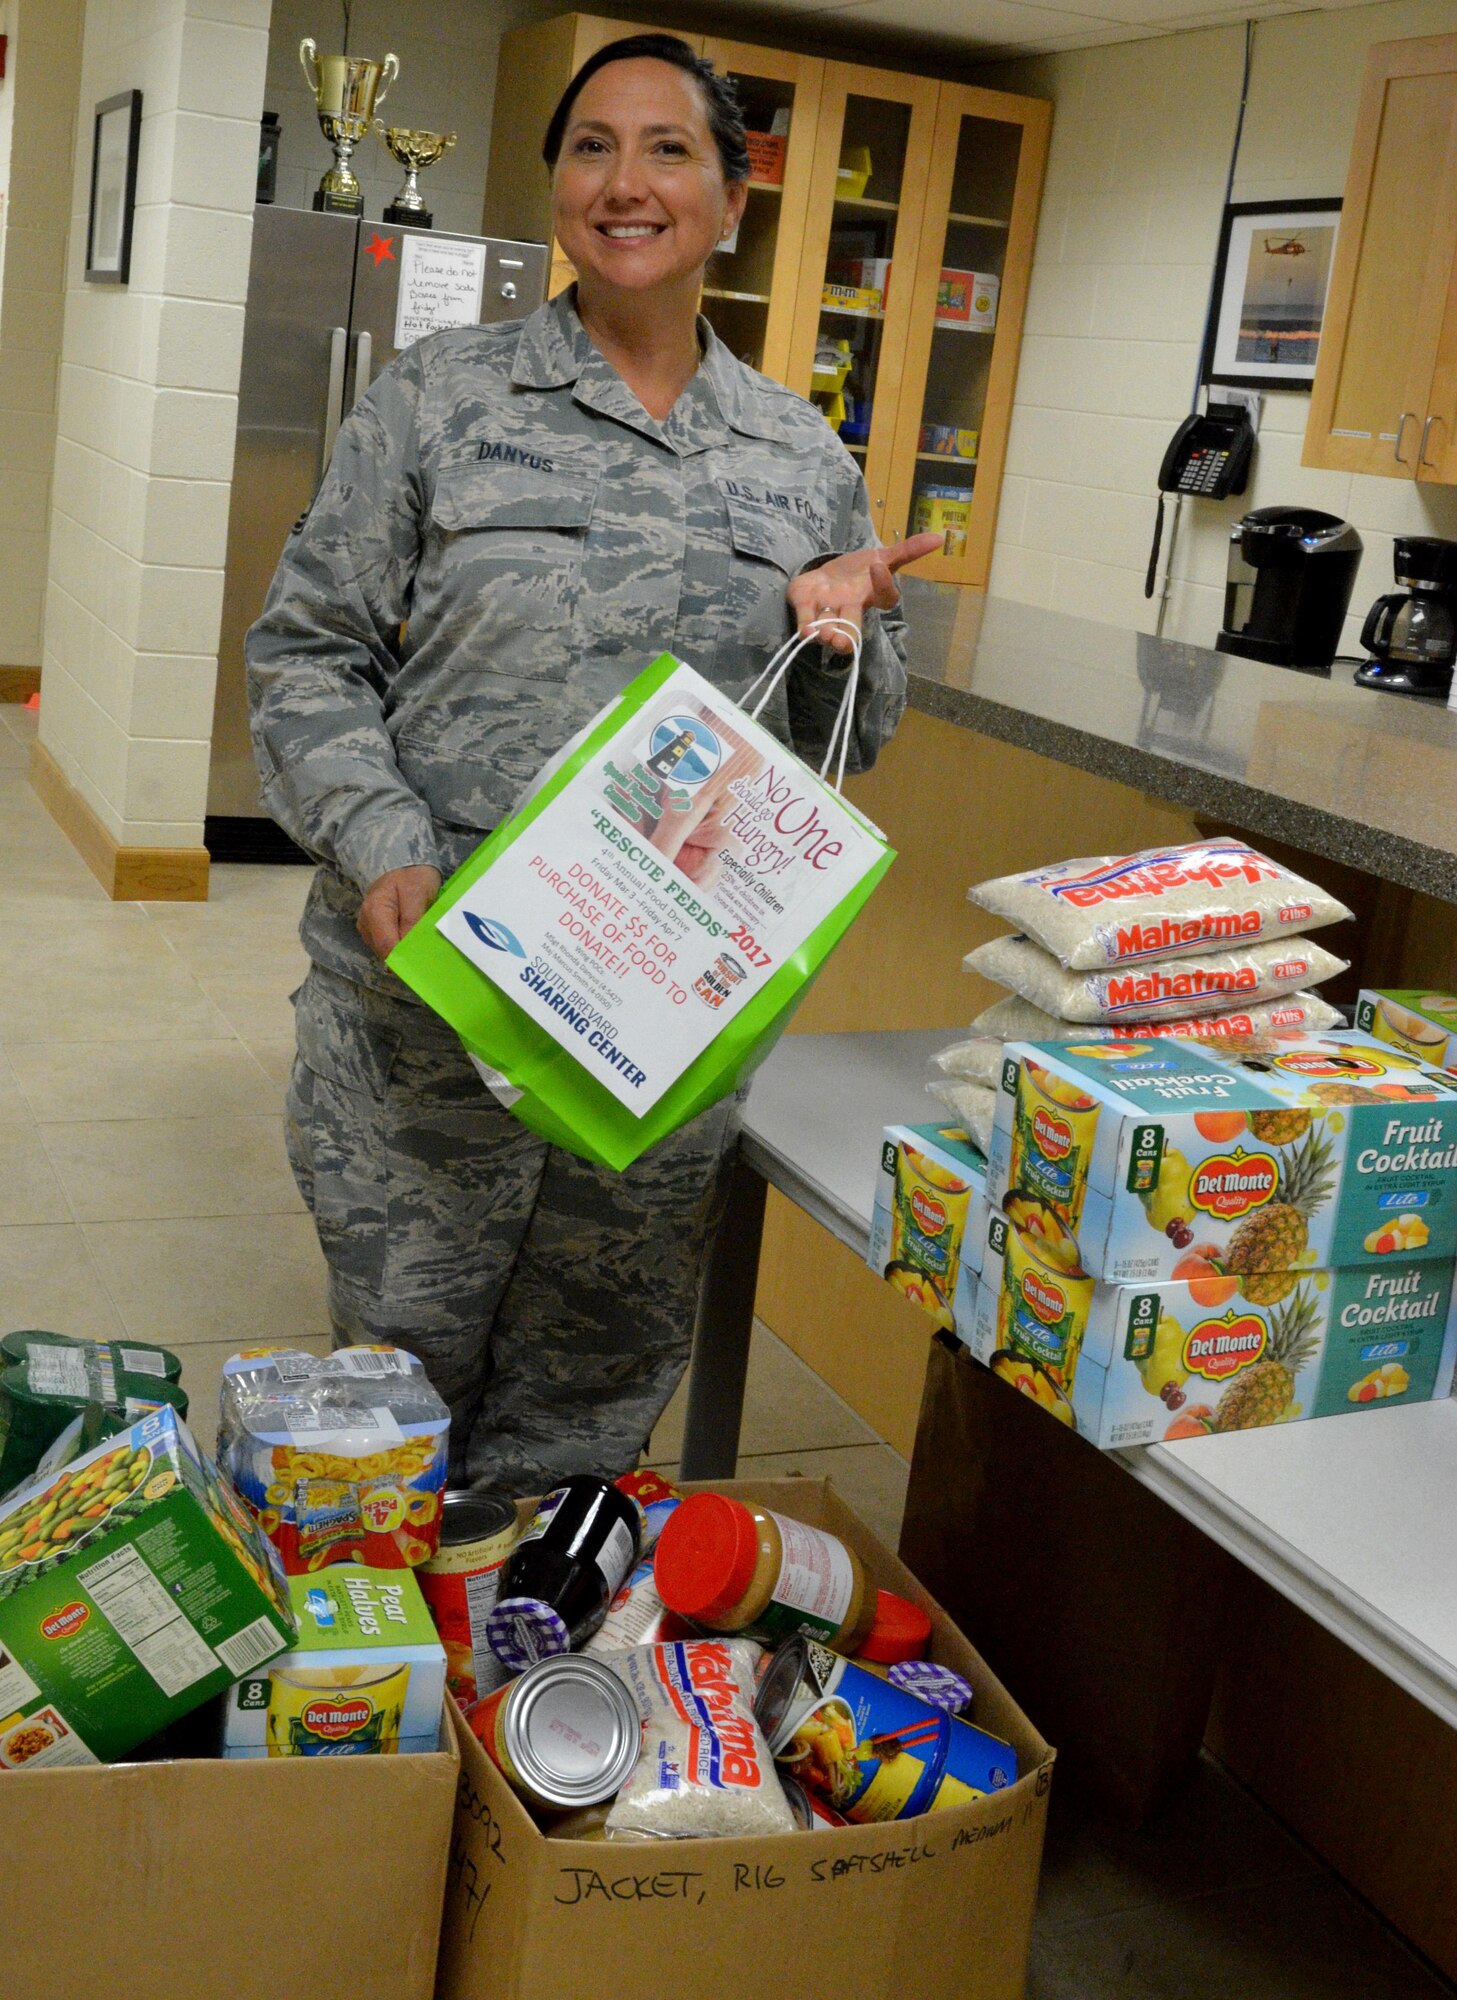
358, 864, 443, 959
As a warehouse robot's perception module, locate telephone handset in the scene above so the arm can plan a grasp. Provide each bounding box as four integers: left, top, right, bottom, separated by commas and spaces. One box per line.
1144, 402, 1256, 597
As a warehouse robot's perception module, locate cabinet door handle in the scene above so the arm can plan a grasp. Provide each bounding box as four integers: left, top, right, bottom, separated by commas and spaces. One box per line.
321, 325, 348, 482
1394, 411, 1416, 463
1419, 414, 1442, 467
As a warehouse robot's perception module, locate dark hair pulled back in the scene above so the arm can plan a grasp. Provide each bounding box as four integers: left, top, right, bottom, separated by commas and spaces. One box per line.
541, 33, 750, 185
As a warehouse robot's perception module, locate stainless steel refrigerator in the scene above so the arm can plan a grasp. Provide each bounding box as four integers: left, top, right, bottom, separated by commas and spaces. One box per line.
207, 205, 549, 847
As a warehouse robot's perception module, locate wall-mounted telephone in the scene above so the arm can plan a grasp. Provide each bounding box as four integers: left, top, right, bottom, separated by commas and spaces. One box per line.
1157, 405, 1256, 498
1144, 402, 1257, 597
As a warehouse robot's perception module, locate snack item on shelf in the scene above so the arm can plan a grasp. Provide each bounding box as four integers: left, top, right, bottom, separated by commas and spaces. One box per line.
967, 933, 1348, 1025
222, 1562, 446, 1757
990, 1030, 1457, 1283
912, 485, 972, 558
867, 1122, 987, 1339
971, 991, 1344, 1043
936, 269, 999, 330
487, 1475, 643, 1670
970, 840, 1352, 970
468, 1654, 642, 1813
889, 1659, 975, 1719
584, 1557, 692, 1655
614, 1468, 681, 1554
855, 1588, 933, 1665
217, 1346, 449, 1575
927, 1078, 996, 1153
0, 1405, 294, 1767
0, 1343, 189, 1496
654, 1492, 874, 1650
1357, 990, 1457, 1075
974, 1212, 1457, 1448
417, 1491, 519, 1710
607, 1638, 793, 1841
1, 1330, 183, 1383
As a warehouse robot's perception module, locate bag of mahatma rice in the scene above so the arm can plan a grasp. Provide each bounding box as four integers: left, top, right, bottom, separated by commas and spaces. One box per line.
931, 1037, 1003, 1087
970, 839, 1351, 970
926, 1079, 996, 1154
966, 933, 1347, 1025
970, 991, 1343, 1043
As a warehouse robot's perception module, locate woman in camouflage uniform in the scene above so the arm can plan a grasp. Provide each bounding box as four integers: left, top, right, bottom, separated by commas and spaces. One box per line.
246, 35, 934, 1493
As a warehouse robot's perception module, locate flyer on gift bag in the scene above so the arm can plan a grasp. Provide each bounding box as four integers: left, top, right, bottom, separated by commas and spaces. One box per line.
434, 661, 885, 1114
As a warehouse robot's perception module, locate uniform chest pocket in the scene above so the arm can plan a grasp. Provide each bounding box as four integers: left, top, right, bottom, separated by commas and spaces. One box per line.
716, 482, 831, 667
429, 457, 601, 661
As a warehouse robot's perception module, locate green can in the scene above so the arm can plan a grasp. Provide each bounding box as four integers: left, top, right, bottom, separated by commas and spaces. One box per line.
0, 1347, 190, 1495
1, 1329, 183, 1385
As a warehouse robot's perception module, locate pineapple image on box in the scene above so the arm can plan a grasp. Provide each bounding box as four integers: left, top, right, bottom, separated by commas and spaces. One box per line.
1222, 1122, 1338, 1296
1209, 1285, 1322, 1431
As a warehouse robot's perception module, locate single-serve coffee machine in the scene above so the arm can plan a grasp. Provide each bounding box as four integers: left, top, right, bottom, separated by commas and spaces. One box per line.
1216, 507, 1363, 674
1354, 535, 1457, 700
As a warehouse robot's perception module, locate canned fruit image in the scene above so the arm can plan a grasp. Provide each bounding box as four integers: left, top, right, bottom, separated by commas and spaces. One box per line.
987, 1350, 1075, 1426
992, 1215, 1096, 1393
1357, 989, 1457, 1074
1006, 1057, 1102, 1235
887, 1140, 976, 1333
265, 1661, 411, 1756
222, 1562, 446, 1758
989, 1030, 1457, 1283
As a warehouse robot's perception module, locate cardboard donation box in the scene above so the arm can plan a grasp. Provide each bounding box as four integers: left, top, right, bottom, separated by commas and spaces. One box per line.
0, 1722, 459, 2000
437, 1479, 1054, 2000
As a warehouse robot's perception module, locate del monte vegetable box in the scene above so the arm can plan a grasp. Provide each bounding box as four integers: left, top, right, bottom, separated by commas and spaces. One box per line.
987, 1028, 1457, 1285
0, 1406, 294, 1768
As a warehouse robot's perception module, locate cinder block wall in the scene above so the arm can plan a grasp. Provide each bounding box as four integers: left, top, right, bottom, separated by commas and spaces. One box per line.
36, 0, 269, 853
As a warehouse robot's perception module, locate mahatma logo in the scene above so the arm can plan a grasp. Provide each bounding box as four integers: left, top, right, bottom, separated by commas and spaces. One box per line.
299, 1697, 373, 1740
1185, 1311, 1267, 1382
1189, 1149, 1278, 1221
1272, 1050, 1384, 1081
644, 714, 722, 786
463, 912, 526, 957
910, 1188, 949, 1236
1021, 1269, 1067, 1326
40, 1603, 89, 1640
1031, 1107, 1074, 1161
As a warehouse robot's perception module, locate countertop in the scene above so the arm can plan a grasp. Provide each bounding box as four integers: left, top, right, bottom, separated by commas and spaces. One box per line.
897, 583, 1457, 903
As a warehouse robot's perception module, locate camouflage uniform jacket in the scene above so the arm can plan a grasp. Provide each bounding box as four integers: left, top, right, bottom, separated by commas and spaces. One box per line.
246, 288, 910, 995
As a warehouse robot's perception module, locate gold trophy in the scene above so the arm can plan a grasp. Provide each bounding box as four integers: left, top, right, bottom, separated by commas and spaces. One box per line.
299, 36, 400, 215
379, 127, 457, 230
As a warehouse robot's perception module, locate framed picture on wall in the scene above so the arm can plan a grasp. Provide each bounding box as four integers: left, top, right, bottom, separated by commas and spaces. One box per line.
86, 90, 143, 285
1201, 198, 1343, 392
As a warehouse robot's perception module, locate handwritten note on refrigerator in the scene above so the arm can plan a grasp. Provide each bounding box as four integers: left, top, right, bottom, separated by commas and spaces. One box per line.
394, 235, 487, 350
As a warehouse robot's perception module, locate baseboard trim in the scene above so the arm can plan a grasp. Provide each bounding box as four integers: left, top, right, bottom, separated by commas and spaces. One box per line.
0, 668, 40, 702
30, 741, 210, 901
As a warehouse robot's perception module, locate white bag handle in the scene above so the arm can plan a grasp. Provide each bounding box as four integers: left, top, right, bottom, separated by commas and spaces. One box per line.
742, 617, 863, 794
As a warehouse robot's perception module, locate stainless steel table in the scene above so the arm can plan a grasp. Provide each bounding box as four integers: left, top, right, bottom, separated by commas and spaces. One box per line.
685, 1029, 1457, 1729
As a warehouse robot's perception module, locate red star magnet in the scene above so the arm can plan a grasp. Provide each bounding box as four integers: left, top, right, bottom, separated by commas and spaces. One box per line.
364, 232, 396, 267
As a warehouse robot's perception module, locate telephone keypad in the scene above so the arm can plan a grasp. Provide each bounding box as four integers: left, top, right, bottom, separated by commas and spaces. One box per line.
1176, 448, 1230, 496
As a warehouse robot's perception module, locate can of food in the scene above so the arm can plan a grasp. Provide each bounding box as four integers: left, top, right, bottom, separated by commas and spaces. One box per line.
467, 1655, 642, 1813
927, 1713, 1017, 1812
754, 1635, 950, 1824
911, 485, 972, 558
417, 1491, 519, 1711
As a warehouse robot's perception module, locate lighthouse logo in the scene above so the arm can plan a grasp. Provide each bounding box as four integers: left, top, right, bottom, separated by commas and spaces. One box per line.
645, 714, 722, 786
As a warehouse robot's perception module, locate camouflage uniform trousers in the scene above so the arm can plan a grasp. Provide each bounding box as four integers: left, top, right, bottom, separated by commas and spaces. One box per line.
283, 963, 739, 1495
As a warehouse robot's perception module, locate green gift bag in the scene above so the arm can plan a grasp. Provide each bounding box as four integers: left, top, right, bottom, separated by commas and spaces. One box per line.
389, 634, 894, 1171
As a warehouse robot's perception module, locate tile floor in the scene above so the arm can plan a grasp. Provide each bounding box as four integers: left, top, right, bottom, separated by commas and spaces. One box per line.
3, 695, 1452, 1999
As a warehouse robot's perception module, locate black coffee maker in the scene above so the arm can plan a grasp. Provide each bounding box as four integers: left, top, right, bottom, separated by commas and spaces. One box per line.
1354, 536, 1457, 699
1216, 507, 1363, 674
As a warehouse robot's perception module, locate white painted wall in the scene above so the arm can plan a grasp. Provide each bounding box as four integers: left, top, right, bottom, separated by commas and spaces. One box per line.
38, 0, 268, 850
977, 0, 1457, 652
0, 0, 85, 672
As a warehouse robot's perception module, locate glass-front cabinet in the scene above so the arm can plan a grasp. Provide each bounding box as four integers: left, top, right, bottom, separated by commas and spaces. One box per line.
699, 43, 823, 384
787, 66, 940, 547
885, 85, 1052, 585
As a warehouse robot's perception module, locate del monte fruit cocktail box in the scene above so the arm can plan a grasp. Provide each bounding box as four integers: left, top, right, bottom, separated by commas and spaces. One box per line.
971, 1208, 1457, 1449
1357, 990, 1457, 1076
867, 1121, 988, 1337
987, 1029, 1457, 1284
0, 1405, 294, 1767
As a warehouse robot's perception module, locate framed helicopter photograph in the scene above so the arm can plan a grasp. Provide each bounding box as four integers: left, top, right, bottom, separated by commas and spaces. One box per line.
1201, 198, 1343, 391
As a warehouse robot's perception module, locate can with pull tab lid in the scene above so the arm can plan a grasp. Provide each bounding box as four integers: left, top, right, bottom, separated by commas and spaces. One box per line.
467, 1655, 643, 1813
417, 1491, 519, 1710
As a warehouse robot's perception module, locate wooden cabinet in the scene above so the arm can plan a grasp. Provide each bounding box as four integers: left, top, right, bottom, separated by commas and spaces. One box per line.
1305, 33, 1457, 485
483, 14, 1050, 582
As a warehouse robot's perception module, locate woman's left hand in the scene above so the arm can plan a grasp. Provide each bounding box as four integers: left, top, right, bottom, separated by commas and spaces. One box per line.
785, 533, 944, 655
